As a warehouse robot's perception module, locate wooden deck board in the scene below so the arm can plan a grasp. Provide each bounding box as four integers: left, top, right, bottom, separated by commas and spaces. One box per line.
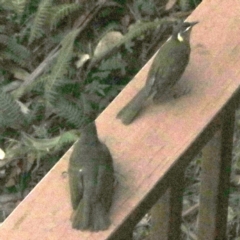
1, 0, 240, 239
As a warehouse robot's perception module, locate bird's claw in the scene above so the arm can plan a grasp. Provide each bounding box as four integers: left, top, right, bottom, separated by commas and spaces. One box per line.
173, 85, 191, 99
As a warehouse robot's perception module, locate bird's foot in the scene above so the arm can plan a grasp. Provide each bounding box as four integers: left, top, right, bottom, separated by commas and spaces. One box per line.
152, 90, 173, 104
173, 85, 191, 99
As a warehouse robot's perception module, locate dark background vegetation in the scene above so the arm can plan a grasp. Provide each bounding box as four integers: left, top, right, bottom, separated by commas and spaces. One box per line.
1, 0, 240, 239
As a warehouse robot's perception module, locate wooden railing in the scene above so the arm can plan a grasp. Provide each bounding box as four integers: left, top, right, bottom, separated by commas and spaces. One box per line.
1, 0, 240, 239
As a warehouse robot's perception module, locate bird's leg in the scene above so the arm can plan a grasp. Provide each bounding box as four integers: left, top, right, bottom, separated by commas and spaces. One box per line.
152, 88, 173, 104
172, 80, 192, 99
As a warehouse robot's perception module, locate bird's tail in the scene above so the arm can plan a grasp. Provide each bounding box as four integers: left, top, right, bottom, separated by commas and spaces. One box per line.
72, 198, 110, 231
72, 198, 91, 230
116, 88, 148, 125
92, 202, 110, 231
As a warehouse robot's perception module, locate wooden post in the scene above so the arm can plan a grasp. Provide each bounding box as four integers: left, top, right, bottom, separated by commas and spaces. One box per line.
198, 104, 236, 239
150, 170, 185, 240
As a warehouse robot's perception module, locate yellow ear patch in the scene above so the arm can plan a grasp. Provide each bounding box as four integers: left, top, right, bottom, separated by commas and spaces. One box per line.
177, 33, 184, 42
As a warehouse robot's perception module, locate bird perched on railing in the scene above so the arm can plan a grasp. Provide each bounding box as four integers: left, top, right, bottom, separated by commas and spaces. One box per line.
68, 121, 114, 231
116, 21, 198, 125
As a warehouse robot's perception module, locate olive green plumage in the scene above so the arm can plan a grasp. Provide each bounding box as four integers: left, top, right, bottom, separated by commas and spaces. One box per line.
117, 21, 198, 125
68, 122, 114, 231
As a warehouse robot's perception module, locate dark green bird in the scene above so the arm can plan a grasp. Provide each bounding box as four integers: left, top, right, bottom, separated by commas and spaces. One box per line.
116, 21, 198, 125
68, 122, 114, 231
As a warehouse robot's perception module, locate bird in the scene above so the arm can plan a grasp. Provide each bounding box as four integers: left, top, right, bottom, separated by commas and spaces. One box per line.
116, 21, 198, 125
68, 121, 114, 231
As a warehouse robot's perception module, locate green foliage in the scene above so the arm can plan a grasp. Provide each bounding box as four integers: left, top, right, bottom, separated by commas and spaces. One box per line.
44, 28, 80, 104
178, 0, 202, 11
0, 89, 24, 128
5, 36, 30, 66
55, 98, 84, 128
21, 130, 79, 153
11, 0, 28, 16
0, 34, 8, 45
50, 3, 82, 30
29, 0, 53, 43
133, 0, 155, 16
0, 0, 17, 11
29, 1, 82, 43
87, 19, 167, 74
179, 0, 191, 11
58, 130, 79, 147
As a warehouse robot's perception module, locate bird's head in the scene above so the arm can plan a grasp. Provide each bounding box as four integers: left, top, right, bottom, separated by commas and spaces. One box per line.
80, 121, 98, 142
173, 21, 198, 42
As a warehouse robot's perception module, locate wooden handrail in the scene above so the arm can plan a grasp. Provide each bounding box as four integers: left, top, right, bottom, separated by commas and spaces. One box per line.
1, 0, 240, 239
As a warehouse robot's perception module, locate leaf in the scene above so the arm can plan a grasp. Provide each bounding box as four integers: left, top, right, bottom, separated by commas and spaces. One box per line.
21, 132, 61, 151
44, 28, 81, 104
8, 67, 30, 81
75, 53, 90, 68
55, 98, 84, 128
29, 0, 53, 43
50, 3, 82, 29
21, 130, 79, 152
0, 148, 5, 160
0, 89, 24, 128
94, 31, 123, 57
11, 0, 27, 16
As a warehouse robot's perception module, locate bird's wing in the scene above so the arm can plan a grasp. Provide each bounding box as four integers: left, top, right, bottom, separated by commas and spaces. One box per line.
72, 156, 97, 230
68, 165, 84, 210
96, 144, 114, 210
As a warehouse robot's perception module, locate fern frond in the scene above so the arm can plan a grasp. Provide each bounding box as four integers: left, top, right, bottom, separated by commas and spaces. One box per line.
6, 36, 30, 66
178, 0, 191, 11
29, 0, 53, 43
0, 89, 24, 128
21, 130, 79, 153
25, 74, 46, 93
11, 0, 27, 16
21, 132, 61, 151
57, 130, 79, 149
55, 98, 84, 128
44, 28, 80, 103
0, 34, 8, 45
2, 50, 27, 67
50, 3, 82, 29
0, 1, 15, 11
60, 28, 80, 48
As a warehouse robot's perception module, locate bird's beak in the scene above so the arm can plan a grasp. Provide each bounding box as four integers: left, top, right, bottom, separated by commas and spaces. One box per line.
189, 21, 199, 27
180, 21, 198, 42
